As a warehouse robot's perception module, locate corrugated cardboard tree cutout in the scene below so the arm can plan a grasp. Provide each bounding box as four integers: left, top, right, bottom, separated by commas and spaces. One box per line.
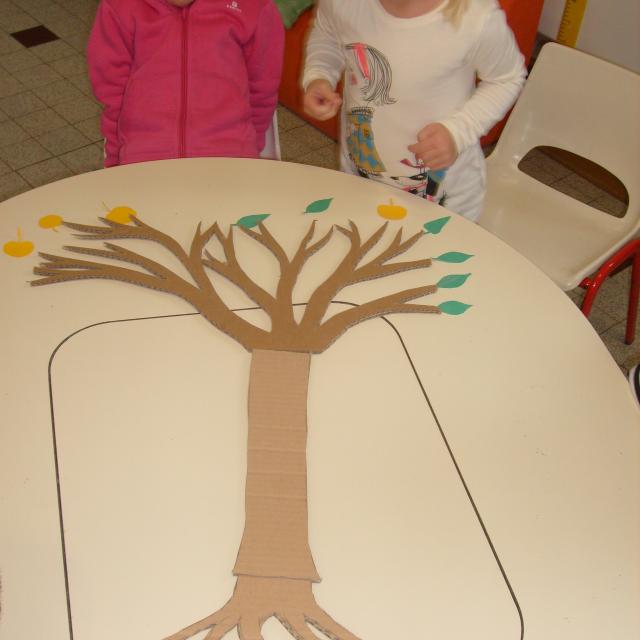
32, 216, 467, 640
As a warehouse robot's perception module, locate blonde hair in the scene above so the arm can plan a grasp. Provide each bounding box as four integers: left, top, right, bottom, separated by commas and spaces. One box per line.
443, 0, 470, 25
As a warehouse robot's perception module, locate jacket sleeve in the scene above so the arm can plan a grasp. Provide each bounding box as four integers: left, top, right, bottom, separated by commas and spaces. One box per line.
245, 1, 285, 153
86, 1, 133, 167
302, 0, 345, 90
439, 6, 527, 154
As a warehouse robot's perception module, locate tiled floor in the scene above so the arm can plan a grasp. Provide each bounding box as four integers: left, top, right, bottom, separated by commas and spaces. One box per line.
0, 0, 637, 375
0, 0, 101, 194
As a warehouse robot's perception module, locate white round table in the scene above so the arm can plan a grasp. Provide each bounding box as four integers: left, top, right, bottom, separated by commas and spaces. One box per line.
1, 158, 638, 640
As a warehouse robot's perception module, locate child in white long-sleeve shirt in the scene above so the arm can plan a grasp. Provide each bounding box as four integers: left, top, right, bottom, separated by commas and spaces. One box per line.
302, 0, 527, 221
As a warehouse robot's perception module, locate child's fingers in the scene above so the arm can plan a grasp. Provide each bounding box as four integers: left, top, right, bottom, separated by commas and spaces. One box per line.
321, 100, 341, 120
407, 142, 452, 171
303, 90, 341, 120
315, 91, 341, 110
306, 79, 339, 103
409, 123, 457, 169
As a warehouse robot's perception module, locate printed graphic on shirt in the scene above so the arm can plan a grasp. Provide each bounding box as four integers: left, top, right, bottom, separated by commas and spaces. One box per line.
344, 43, 447, 204
391, 158, 447, 203
344, 43, 395, 177
346, 107, 386, 176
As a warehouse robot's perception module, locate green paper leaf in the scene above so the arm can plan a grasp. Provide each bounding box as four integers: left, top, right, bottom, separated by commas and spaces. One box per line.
438, 301, 472, 315
437, 273, 471, 289
235, 214, 270, 228
423, 216, 451, 235
304, 198, 334, 214
435, 251, 473, 263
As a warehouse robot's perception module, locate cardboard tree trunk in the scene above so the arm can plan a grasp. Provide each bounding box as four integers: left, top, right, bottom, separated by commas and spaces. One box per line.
234, 349, 320, 582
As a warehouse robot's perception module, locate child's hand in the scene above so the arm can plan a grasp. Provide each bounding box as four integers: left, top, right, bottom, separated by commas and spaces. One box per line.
408, 123, 458, 170
303, 79, 342, 121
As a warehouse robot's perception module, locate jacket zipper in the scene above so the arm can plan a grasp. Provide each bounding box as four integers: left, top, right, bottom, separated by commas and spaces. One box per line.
179, 7, 189, 157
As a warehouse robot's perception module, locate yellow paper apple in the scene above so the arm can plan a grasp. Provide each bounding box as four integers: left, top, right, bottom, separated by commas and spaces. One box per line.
106, 205, 137, 224
377, 198, 407, 220
39, 214, 63, 231
3, 228, 34, 258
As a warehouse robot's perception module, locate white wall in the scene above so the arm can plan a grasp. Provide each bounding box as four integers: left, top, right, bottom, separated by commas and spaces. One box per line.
539, 0, 640, 72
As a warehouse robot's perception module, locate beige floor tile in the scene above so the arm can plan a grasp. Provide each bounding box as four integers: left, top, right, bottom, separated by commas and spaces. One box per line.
0, 169, 30, 201
63, 31, 90, 53
0, 48, 42, 74
554, 172, 607, 202
12, 0, 58, 13
0, 2, 23, 18
32, 78, 84, 106
26, 3, 74, 23
293, 123, 334, 149
64, 1, 98, 24
566, 287, 584, 306
31, 39, 77, 63
296, 144, 340, 171
68, 71, 93, 96
549, 179, 595, 205
519, 148, 573, 182
0, 0, 27, 16
59, 142, 102, 173
0, 118, 30, 145
36, 123, 91, 154
0, 33, 24, 56
517, 159, 560, 186
49, 53, 87, 78
18, 156, 73, 187
41, 15, 87, 39
591, 267, 632, 322
11, 0, 46, 9
0, 90, 46, 118
0, 137, 51, 170
590, 192, 628, 219
0, 11, 39, 33
280, 127, 333, 162
15, 107, 67, 136
584, 304, 622, 336
277, 105, 307, 132
599, 321, 640, 373
53, 94, 100, 123
0, 157, 12, 176
74, 114, 101, 141
0, 69, 24, 98
17, 63, 63, 89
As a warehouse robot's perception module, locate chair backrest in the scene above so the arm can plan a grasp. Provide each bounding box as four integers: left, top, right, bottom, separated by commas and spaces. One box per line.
490, 43, 640, 232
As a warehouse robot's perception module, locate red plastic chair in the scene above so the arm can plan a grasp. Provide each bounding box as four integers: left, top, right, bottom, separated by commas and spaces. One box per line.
580, 239, 640, 345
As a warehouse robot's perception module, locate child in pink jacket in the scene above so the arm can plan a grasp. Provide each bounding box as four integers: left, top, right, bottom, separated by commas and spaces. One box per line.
87, 0, 284, 167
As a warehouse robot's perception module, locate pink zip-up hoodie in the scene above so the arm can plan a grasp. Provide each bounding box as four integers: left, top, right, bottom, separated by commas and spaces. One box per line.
87, 0, 284, 167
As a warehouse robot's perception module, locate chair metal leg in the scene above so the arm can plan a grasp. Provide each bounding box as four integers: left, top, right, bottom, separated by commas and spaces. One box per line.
580, 277, 600, 317
579, 239, 640, 344
625, 244, 640, 344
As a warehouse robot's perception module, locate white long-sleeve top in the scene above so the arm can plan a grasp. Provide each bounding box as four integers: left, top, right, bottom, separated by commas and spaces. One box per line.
303, 0, 527, 219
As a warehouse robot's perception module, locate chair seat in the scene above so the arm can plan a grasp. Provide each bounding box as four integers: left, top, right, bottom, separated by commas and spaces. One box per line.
481, 168, 633, 291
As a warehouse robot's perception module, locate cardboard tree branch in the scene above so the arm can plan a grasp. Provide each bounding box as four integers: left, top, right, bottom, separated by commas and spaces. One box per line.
32, 215, 470, 640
